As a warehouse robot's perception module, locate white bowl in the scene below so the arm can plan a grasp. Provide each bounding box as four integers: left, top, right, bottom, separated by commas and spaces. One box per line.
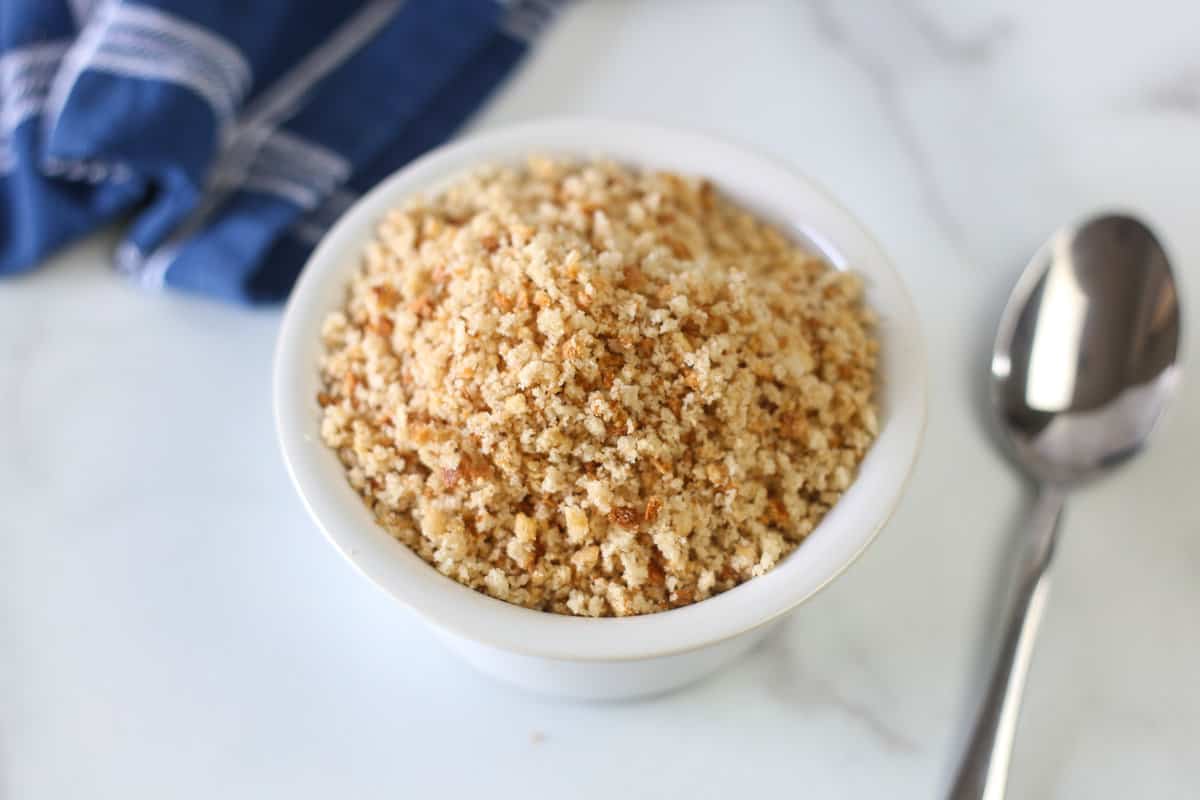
274, 119, 926, 700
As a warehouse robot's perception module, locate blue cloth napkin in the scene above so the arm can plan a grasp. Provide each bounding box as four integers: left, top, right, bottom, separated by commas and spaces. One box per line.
0, 0, 564, 303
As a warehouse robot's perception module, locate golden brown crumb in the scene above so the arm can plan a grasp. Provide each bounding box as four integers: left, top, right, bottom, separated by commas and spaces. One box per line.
318, 158, 878, 617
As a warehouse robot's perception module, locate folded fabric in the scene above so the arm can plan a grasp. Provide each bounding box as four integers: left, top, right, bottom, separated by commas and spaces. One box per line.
0, 0, 565, 303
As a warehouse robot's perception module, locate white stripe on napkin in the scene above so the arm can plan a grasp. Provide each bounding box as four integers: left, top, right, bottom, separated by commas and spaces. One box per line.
0, 41, 70, 172
288, 187, 359, 244
43, 2, 252, 138
231, 0, 404, 141
220, 129, 351, 208
67, 0, 104, 30
133, 0, 404, 289
135, 128, 350, 287
97, 3, 251, 122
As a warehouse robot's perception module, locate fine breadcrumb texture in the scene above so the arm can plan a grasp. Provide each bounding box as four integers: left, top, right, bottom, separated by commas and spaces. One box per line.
317, 158, 879, 617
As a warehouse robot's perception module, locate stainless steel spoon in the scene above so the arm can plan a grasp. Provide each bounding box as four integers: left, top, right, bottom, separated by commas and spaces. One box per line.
949, 213, 1182, 800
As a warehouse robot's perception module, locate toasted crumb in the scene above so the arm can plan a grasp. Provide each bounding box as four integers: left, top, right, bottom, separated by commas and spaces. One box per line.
318, 158, 878, 616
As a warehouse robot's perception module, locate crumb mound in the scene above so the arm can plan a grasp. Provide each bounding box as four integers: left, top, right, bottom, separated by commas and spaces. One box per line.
318, 158, 878, 617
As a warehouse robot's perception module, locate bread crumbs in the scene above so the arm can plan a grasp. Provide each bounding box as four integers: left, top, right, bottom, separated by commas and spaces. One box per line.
317, 157, 878, 617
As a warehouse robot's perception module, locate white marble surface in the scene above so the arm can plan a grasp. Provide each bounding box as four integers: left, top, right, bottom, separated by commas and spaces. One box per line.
3, 1, 1199, 797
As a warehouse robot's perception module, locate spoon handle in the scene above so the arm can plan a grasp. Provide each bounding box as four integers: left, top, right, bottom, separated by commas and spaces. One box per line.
949, 485, 1065, 800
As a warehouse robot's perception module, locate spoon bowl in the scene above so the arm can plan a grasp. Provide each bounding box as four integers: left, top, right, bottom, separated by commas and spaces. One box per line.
990, 214, 1181, 485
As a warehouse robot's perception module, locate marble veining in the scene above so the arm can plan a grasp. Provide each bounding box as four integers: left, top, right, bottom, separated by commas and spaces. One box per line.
1137, 66, 1200, 115
799, 0, 1015, 257
896, 0, 1015, 66
755, 623, 917, 753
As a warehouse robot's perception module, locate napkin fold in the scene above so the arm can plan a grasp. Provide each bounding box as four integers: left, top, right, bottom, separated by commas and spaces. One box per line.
0, 0, 563, 302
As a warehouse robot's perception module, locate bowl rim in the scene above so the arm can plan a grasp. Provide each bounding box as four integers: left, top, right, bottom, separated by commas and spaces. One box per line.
274, 117, 927, 662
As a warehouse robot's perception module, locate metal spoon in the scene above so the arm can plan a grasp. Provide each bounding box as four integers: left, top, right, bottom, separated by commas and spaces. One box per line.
949, 213, 1182, 800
